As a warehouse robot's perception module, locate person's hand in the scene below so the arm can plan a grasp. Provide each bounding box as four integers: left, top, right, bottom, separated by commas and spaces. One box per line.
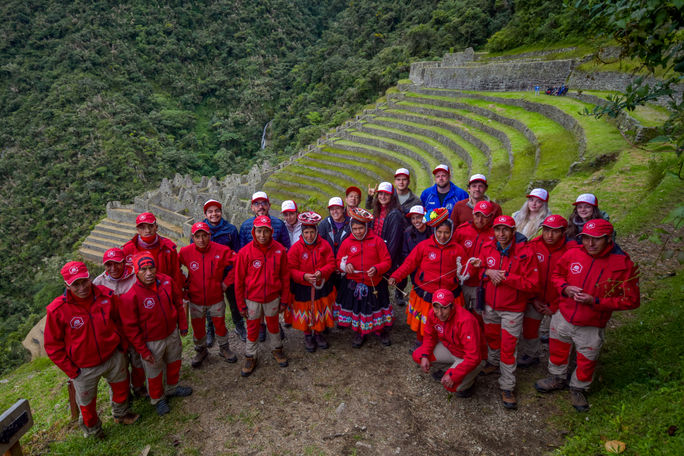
367, 184, 376, 198
239, 308, 248, 318
345, 263, 355, 274
470, 258, 482, 268
367, 266, 377, 278
564, 285, 583, 298
532, 299, 553, 315
313, 270, 322, 281
142, 353, 155, 364
441, 372, 454, 389
573, 292, 594, 305
485, 269, 506, 286
279, 302, 288, 312
304, 273, 317, 285
388, 277, 397, 286
420, 357, 431, 373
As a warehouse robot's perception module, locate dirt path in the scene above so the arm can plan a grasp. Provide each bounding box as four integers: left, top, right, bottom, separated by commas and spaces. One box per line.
176, 316, 563, 456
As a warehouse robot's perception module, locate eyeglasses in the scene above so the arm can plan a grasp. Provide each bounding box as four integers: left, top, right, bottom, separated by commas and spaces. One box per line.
252, 201, 269, 207
432, 303, 453, 310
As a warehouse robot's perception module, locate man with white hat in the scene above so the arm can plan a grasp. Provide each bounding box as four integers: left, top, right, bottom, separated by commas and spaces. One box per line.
318, 197, 352, 310
238, 191, 291, 250
420, 164, 468, 218
367, 168, 420, 214
450, 174, 502, 226
281, 200, 302, 246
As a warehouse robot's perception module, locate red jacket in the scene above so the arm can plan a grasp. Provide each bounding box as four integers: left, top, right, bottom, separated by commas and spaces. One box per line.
527, 236, 574, 311
477, 239, 541, 312
44, 286, 121, 379
552, 243, 640, 328
288, 237, 336, 285
118, 273, 187, 359
450, 199, 502, 226
179, 241, 234, 306
336, 232, 392, 286
413, 305, 486, 390
234, 239, 290, 311
453, 222, 495, 287
122, 235, 183, 293
391, 237, 475, 299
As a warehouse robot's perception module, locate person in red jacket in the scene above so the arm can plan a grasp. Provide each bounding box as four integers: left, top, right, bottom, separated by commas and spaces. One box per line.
453, 200, 497, 319
119, 252, 192, 416
287, 212, 337, 352
535, 219, 640, 412
234, 215, 290, 377
412, 289, 487, 396
180, 222, 237, 368
122, 212, 183, 295
450, 174, 502, 226
518, 215, 574, 368
44, 261, 139, 438
389, 207, 476, 352
92, 248, 146, 397
335, 207, 393, 348
476, 215, 540, 409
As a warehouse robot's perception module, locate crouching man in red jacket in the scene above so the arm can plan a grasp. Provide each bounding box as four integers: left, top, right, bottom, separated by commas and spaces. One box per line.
234, 215, 290, 377
535, 219, 640, 411
412, 289, 487, 397
44, 261, 139, 438
119, 252, 192, 416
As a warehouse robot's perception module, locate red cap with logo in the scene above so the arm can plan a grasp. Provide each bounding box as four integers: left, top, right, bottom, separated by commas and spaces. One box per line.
136, 212, 157, 226
132, 251, 156, 274
253, 215, 273, 230
191, 222, 211, 234
102, 248, 125, 265
541, 215, 568, 229
346, 186, 362, 197
432, 289, 454, 307
203, 199, 222, 213
473, 200, 495, 217
61, 261, 90, 286
581, 219, 613, 238
493, 215, 516, 228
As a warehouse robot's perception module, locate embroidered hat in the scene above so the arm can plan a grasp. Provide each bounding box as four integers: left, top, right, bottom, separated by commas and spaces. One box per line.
61, 261, 90, 285
203, 199, 222, 213
573, 193, 598, 207
581, 219, 613, 238
377, 182, 393, 195
281, 200, 298, 213
493, 215, 516, 228
541, 215, 568, 229
349, 207, 374, 223
102, 248, 125, 265
426, 207, 449, 227
191, 222, 211, 234
473, 200, 495, 217
432, 289, 454, 307
136, 212, 156, 226
526, 188, 549, 202
131, 251, 156, 274
298, 211, 322, 226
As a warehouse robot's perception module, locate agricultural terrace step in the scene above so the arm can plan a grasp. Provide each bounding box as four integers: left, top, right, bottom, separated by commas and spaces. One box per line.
149, 204, 194, 228
107, 206, 187, 237
97, 219, 136, 238
80, 247, 103, 265
369, 114, 485, 175
299, 155, 385, 184
261, 185, 319, 207
314, 147, 401, 176
86, 230, 131, 246
412, 88, 586, 161
331, 139, 432, 189
270, 167, 348, 194
289, 159, 367, 187
263, 176, 336, 200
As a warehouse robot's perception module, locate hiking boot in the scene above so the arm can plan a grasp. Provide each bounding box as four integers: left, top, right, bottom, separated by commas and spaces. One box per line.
241, 356, 257, 377
272, 347, 288, 367
479, 361, 499, 376
219, 343, 238, 363
500, 389, 517, 409
454, 384, 475, 398
191, 346, 208, 368
314, 333, 329, 349
259, 323, 266, 342
569, 388, 590, 412
155, 399, 170, 416
534, 375, 567, 393
132, 386, 148, 399
206, 318, 216, 348
304, 334, 316, 353
168, 385, 193, 398
517, 354, 540, 368
379, 328, 392, 346
234, 320, 247, 342
114, 412, 140, 425
431, 369, 445, 382
351, 333, 364, 348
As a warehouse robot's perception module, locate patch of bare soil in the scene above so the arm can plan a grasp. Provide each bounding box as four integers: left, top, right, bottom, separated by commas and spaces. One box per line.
176, 313, 564, 456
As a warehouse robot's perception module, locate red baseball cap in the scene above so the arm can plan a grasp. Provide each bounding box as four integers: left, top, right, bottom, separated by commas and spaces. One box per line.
253, 215, 273, 230
191, 222, 211, 234
493, 215, 516, 228
203, 199, 222, 213
573, 193, 598, 207
473, 200, 495, 217
541, 215, 568, 229
432, 289, 454, 307
346, 186, 362, 197
581, 219, 613, 238
61, 261, 90, 286
102, 248, 125, 264
136, 212, 157, 226
432, 164, 450, 175
132, 251, 156, 274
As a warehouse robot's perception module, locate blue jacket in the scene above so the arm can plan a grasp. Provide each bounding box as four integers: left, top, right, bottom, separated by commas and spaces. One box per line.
420, 182, 468, 217
239, 216, 291, 250
202, 217, 240, 252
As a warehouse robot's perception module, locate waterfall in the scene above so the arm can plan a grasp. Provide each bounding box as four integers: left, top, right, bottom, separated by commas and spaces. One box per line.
260, 120, 272, 150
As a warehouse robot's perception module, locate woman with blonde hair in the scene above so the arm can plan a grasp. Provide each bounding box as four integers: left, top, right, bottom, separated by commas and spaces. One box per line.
512, 188, 551, 240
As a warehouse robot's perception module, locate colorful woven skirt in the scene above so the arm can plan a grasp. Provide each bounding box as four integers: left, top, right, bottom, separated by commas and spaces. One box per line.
334, 279, 393, 335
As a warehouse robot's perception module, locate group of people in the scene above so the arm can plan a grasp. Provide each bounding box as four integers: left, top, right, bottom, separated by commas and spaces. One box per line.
44, 163, 640, 438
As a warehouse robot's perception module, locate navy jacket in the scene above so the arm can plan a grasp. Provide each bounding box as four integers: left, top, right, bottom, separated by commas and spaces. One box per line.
239, 216, 290, 250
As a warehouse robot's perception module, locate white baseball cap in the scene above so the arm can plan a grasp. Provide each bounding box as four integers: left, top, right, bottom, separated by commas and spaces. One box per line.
469, 174, 487, 185
394, 168, 410, 178
573, 193, 598, 207
527, 188, 549, 202
281, 200, 298, 213
406, 205, 426, 217
377, 182, 394, 194
251, 191, 269, 203
328, 197, 344, 208
432, 164, 450, 175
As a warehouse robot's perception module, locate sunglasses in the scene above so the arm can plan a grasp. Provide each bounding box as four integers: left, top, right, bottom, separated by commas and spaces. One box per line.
432, 303, 453, 310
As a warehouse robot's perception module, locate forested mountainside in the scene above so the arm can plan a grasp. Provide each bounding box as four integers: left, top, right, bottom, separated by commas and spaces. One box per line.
0, 0, 595, 372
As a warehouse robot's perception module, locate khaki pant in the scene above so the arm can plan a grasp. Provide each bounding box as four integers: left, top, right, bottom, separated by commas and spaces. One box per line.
519, 302, 544, 358
142, 329, 183, 404
190, 300, 229, 347
245, 298, 282, 358
482, 306, 523, 391
432, 342, 485, 391
548, 312, 604, 391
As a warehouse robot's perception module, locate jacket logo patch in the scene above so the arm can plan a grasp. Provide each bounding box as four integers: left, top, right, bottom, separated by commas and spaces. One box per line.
215, 255, 220, 259
70, 316, 85, 329
276, 250, 281, 254
464, 240, 473, 248
190, 261, 200, 271
428, 252, 437, 260
163, 281, 169, 286
102, 299, 109, 304
143, 298, 155, 309
486, 257, 496, 268
435, 324, 444, 334
252, 260, 263, 268
536, 253, 545, 263
570, 263, 583, 274
302, 253, 309, 260
350, 246, 358, 254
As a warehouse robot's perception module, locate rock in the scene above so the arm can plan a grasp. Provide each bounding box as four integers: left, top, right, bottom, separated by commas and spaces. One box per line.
335, 402, 346, 414
22, 315, 47, 360
355, 442, 371, 449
